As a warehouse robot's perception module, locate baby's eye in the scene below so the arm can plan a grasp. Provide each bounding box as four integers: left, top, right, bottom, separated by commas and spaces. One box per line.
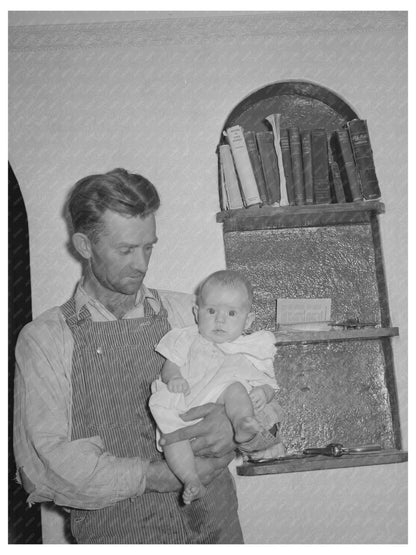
229, 310, 237, 317
207, 308, 215, 315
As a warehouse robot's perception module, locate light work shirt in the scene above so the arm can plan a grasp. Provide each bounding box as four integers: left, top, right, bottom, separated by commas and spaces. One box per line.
13, 282, 195, 510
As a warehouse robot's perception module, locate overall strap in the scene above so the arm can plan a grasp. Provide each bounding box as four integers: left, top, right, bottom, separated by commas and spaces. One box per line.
144, 288, 168, 318
60, 297, 91, 325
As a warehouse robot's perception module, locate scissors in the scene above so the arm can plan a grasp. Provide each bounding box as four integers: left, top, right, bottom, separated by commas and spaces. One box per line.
303, 442, 382, 457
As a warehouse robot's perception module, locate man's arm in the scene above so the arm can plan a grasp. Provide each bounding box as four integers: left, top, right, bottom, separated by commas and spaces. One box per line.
14, 316, 148, 510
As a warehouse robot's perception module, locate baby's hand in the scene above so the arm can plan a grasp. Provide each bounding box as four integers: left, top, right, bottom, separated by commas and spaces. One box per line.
167, 377, 190, 395
249, 387, 267, 411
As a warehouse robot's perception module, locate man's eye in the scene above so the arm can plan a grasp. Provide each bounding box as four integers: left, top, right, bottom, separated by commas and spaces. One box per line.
120, 248, 132, 255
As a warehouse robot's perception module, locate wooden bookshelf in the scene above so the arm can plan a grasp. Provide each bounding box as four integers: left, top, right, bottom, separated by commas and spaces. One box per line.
216, 201, 385, 231
237, 449, 408, 476
273, 326, 399, 346
217, 81, 405, 473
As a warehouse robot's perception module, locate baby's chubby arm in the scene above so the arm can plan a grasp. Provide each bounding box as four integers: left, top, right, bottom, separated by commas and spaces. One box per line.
161, 359, 190, 395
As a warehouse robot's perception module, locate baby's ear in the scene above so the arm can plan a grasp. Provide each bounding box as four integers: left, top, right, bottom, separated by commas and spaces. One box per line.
192, 305, 199, 323
245, 311, 255, 330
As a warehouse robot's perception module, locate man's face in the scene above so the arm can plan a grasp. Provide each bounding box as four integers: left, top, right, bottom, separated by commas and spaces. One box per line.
87, 210, 157, 296
194, 282, 254, 344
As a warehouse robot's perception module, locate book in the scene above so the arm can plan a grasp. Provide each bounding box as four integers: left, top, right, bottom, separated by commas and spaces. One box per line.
311, 128, 331, 204
218, 148, 228, 210
279, 128, 296, 205
289, 127, 305, 205
265, 114, 289, 206
244, 130, 269, 205
224, 125, 261, 207
255, 131, 281, 205
327, 132, 346, 203
218, 144, 244, 209
346, 119, 381, 200
301, 130, 314, 204
330, 130, 362, 202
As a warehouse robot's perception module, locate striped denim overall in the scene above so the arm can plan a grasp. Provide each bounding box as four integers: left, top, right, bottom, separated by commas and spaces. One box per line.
61, 292, 243, 544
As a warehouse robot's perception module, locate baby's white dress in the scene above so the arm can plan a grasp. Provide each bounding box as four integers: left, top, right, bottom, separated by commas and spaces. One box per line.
149, 325, 279, 439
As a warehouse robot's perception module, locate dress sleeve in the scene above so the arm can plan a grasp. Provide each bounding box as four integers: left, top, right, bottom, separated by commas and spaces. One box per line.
13, 312, 149, 510
155, 326, 197, 367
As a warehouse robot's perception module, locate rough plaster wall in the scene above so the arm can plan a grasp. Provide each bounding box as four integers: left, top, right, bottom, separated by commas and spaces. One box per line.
9, 12, 407, 543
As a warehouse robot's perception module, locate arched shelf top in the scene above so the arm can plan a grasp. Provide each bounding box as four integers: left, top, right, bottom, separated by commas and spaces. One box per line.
219, 80, 359, 143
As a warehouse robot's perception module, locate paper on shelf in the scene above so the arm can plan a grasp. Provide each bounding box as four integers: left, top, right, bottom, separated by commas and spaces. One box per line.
276, 298, 331, 331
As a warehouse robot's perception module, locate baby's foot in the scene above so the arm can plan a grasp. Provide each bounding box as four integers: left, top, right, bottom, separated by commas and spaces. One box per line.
183, 481, 207, 505
234, 416, 261, 443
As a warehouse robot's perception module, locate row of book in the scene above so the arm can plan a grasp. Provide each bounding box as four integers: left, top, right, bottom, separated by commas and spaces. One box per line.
217, 115, 381, 211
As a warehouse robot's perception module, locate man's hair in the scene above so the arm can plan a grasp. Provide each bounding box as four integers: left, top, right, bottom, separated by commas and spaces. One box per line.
196, 270, 254, 308
67, 168, 160, 241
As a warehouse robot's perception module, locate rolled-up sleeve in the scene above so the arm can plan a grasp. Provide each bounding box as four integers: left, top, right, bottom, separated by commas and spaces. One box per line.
13, 310, 149, 510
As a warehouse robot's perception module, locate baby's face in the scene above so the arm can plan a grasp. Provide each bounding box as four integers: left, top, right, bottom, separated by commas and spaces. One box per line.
194, 283, 254, 344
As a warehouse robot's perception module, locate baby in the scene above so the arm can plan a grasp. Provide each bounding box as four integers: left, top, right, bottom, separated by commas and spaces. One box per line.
149, 270, 284, 504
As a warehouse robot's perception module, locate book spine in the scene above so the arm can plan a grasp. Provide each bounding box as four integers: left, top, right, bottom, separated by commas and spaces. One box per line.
244, 130, 269, 205
224, 125, 261, 207
280, 128, 296, 205
301, 130, 314, 204
346, 119, 381, 200
255, 131, 281, 205
265, 114, 288, 206
218, 144, 244, 209
331, 130, 362, 202
311, 128, 331, 204
327, 133, 346, 203
289, 127, 305, 205
217, 146, 228, 210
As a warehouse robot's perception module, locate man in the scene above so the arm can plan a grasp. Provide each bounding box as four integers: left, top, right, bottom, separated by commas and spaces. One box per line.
13, 168, 243, 544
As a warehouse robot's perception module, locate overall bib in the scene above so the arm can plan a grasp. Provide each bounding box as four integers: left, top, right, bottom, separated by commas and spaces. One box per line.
61, 292, 243, 544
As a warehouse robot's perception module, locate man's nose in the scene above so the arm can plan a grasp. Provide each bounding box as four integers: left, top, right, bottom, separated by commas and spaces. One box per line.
130, 249, 148, 272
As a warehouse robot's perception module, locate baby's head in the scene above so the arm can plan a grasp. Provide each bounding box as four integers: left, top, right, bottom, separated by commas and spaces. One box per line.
193, 270, 254, 344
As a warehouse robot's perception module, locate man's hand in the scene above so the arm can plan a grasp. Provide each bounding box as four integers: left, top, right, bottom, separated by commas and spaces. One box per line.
167, 376, 190, 395
159, 403, 236, 457
145, 454, 233, 493
195, 452, 234, 483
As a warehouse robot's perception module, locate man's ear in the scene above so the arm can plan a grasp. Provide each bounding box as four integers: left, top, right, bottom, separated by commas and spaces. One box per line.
192, 304, 199, 324
245, 311, 255, 330
72, 233, 92, 260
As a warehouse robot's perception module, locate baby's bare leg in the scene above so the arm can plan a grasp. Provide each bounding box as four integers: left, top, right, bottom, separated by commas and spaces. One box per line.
218, 382, 261, 443
163, 440, 207, 504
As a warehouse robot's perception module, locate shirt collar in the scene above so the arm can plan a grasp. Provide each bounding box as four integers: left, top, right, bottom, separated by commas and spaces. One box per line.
74, 279, 161, 320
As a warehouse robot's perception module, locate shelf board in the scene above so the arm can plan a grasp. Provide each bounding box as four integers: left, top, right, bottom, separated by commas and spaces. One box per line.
217, 201, 385, 231
273, 326, 399, 345
237, 449, 408, 476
